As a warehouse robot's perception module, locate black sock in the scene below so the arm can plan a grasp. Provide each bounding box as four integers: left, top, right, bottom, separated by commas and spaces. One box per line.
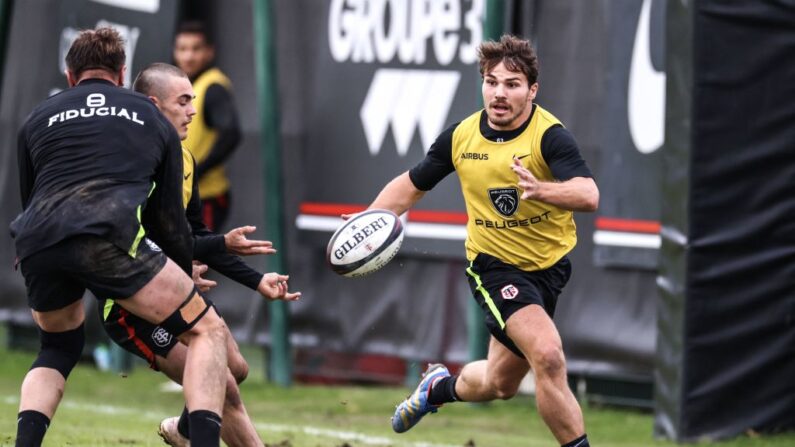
16, 410, 50, 447
562, 434, 589, 447
188, 410, 222, 447
428, 375, 461, 406
177, 406, 190, 438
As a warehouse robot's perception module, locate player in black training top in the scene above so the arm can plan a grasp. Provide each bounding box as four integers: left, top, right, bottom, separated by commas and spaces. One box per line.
99, 62, 299, 446
11, 28, 231, 447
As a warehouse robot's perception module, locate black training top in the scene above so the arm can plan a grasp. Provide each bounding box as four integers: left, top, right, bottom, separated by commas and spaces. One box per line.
11, 79, 192, 270
186, 156, 262, 291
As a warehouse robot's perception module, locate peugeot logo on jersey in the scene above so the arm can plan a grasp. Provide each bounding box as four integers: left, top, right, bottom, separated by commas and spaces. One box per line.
488, 188, 519, 217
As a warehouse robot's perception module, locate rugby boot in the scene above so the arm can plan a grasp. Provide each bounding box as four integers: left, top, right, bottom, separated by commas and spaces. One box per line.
391, 363, 450, 433
158, 416, 190, 447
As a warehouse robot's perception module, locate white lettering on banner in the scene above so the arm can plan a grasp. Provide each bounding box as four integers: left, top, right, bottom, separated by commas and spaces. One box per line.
329, 0, 482, 65
329, 0, 482, 157
460, 0, 482, 64
360, 69, 460, 156
628, 0, 666, 154
90, 0, 160, 14
432, 0, 460, 65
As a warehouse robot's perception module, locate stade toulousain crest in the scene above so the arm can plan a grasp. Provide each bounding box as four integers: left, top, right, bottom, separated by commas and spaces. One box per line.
488, 188, 519, 217
151, 327, 173, 347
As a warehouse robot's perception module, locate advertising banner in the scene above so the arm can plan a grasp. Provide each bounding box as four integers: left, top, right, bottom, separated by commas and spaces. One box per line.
0, 0, 177, 323
279, 0, 660, 378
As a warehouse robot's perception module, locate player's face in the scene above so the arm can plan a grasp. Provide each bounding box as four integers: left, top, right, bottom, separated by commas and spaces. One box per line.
482, 62, 538, 131
159, 76, 196, 140
173, 33, 214, 79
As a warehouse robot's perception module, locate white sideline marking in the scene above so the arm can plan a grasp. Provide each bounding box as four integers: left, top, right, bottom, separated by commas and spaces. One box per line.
2, 395, 459, 447
253, 421, 460, 447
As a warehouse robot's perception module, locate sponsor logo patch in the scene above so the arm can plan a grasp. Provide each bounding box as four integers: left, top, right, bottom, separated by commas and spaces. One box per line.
501, 284, 519, 300
144, 238, 162, 252
513, 152, 532, 160
488, 187, 519, 217
460, 152, 489, 160
151, 326, 173, 347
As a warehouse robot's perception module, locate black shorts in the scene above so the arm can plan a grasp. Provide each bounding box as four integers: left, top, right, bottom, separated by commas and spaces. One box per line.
465, 253, 572, 358
100, 300, 178, 370
21, 235, 167, 312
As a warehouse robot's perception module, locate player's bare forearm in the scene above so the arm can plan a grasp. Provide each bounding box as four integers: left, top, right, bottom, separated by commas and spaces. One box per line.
531, 177, 599, 212
369, 171, 425, 216
511, 159, 598, 212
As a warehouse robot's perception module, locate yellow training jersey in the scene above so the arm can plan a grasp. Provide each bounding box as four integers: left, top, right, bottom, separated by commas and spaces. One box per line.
452, 105, 577, 271
181, 146, 194, 209
183, 67, 232, 199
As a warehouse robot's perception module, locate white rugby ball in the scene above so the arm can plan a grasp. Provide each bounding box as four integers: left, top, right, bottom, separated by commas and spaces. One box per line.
326, 209, 404, 277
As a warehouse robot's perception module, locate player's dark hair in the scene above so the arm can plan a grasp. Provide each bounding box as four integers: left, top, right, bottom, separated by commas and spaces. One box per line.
478, 35, 539, 85
132, 62, 188, 98
65, 27, 126, 78
176, 20, 214, 46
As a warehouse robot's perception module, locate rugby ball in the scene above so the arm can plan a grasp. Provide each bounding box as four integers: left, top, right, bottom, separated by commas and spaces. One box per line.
326, 209, 404, 277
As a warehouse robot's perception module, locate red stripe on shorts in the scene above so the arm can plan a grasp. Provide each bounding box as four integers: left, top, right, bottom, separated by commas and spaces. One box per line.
117, 308, 156, 367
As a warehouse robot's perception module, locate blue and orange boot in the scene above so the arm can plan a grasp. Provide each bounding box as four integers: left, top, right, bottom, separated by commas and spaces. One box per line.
391, 363, 450, 433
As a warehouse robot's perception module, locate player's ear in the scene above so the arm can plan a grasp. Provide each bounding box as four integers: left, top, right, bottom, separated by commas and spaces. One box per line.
528, 82, 538, 101
117, 65, 127, 87
148, 95, 160, 107
65, 70, 78, 87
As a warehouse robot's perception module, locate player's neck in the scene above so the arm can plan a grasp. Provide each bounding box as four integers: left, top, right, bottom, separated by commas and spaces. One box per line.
76, 69, 122, 86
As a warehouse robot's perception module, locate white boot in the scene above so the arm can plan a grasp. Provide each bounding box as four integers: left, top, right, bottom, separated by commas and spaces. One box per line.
158, 416, 190, 447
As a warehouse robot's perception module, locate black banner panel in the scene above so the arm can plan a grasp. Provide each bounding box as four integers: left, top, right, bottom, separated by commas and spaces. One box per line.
657, 0, 795, 441
654, 0, 692, 438
683, 0, 795, 440
590, 0, 666, 271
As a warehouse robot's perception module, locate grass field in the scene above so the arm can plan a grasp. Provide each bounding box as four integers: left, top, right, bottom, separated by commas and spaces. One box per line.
1, 346, 793, 446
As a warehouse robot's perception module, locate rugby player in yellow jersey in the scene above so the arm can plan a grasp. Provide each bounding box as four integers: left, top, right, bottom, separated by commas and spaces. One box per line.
99, 62, 299, 447
173, 21, 241, 231
359, 36, 599, 447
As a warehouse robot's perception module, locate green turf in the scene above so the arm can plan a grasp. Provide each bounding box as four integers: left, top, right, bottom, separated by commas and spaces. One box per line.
0, 347, 793, 446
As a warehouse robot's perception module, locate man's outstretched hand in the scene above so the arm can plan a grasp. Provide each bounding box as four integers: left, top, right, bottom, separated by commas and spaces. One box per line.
224, 226, 277, 256
257, 273, 301, 301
